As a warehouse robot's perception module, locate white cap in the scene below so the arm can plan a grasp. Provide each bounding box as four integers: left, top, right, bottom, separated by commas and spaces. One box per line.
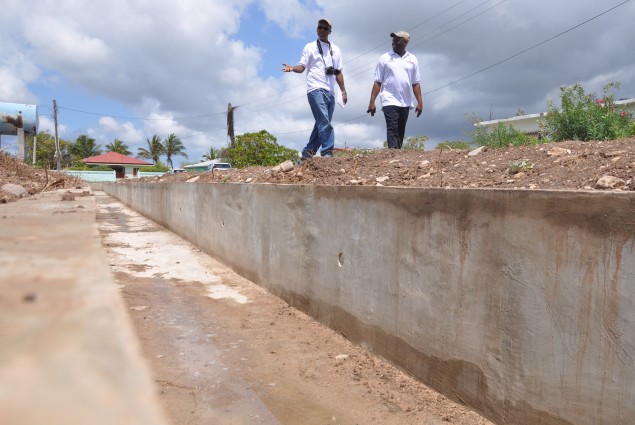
390, 31, 411, 41
319, 18, 332, 29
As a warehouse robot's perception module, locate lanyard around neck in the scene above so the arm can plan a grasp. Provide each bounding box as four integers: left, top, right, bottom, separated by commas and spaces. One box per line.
316, 39, 333, 68
316, 39, 333, 58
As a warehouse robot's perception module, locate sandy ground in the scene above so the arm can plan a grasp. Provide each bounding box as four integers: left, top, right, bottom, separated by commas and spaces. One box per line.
96, 192, 493, 425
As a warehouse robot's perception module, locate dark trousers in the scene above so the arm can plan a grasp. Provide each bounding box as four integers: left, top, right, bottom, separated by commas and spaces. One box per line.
383, 105, 410, 149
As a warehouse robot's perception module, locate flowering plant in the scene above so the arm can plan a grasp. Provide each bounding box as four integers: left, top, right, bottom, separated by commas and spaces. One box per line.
544, 82, 634, 141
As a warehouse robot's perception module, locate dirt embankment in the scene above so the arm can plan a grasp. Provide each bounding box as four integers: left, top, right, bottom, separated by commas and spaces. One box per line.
127, 138, 635, 191
4, 138, 635, 196
0, 151, 83, 203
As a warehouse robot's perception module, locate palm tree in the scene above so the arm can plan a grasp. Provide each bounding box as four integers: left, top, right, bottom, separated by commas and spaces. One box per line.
105, 139, 131, 155
163, 133, 188, 169
71, 135, 102, 160
202, 147, 221, 161
137, 135, 165, 164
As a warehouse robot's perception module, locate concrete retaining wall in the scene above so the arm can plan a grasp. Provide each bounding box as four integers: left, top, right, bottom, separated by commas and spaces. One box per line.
98, 181, 635, 425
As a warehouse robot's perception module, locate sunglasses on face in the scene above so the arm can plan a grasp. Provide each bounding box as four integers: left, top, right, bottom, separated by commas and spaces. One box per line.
317, 25, 329, 31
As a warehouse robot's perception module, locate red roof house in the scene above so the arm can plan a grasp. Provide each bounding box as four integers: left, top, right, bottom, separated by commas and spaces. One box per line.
82, 152, 153, 179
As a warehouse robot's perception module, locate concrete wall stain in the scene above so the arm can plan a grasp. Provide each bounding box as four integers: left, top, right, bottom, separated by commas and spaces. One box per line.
99, 182, 635, 425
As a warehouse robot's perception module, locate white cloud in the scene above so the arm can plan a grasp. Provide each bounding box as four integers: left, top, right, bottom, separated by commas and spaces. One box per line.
259, 0, 318, 38
1, 0, 633, 162
0, 68, 34, 102
26, 16, 113, 69
96, 117, 144, 145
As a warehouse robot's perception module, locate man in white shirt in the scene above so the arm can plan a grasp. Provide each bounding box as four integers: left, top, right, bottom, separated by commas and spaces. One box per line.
282, 19, 347, 159
367, 31, 423, 149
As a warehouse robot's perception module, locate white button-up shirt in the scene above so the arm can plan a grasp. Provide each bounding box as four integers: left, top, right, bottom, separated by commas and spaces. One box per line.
299, 40, 343, 94
374, 50, 420, 108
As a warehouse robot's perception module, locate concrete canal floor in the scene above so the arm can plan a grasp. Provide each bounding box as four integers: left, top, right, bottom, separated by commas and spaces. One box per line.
95, 192, 493, 425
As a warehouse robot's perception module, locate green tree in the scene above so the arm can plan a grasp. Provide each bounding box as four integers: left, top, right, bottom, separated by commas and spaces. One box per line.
222, 130, 299, 168
25, 131, 73, 169
105, 139, 131, 155
203, 146, 221, 161
70, 135, 102, 160
137, 135, 165, 163
162, 133, 188, 169
544, 82, 634, 141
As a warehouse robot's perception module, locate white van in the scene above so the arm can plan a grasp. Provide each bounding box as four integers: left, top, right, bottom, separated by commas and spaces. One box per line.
207, 163, 232, 172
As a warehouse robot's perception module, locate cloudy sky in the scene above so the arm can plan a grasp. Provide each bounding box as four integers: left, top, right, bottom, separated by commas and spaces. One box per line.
1, 0, 634, 166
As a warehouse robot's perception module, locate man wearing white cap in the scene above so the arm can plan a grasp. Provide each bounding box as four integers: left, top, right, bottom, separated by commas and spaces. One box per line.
367, 31, 423, 149
282, 19, 347, 159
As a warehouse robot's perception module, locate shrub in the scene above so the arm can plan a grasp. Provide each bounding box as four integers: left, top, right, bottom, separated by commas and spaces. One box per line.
223, 130, 299, 168
508, 160, 534, 175
69, 163, 113, 171
544, 82, 634, 141
403, 135, 428, 150
143, 162, 170, 172
473, 122, 537, 149
381, 135, 428, 150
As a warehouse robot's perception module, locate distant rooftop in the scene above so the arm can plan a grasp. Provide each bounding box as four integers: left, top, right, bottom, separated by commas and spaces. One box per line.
82, 152, 153, 166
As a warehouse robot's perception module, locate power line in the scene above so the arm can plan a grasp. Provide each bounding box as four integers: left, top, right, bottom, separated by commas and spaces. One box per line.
342, 0, 508, 82
244, 0, 489, 113
344, 0, 473, 66
280, 0, 634, 135
245, 1, 505, 114
179, 127, 227, 139
425, 0, 633, 95
410, 0, 508, 50
58, 105, 226, 121
275, 113, 371, 136
52, 0, 632, 138
55, 0, 507, 121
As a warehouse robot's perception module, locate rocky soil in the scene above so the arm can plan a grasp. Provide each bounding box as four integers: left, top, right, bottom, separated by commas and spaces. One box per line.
0, 151, 83, 202
138, 138, 635, 191
4, 139, 635, 196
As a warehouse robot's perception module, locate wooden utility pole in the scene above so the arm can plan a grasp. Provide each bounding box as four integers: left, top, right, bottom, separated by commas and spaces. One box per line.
53, 99, 61, 170
227, 102, 237, 147
32, 134, 37, 165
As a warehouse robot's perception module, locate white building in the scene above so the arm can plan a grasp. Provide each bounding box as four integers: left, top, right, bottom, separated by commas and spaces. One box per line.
478, 98, 635, 135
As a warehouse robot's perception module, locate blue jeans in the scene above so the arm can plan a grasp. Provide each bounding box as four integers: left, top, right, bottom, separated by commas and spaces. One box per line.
303, 89, 335, 158
383, 105, 410, 149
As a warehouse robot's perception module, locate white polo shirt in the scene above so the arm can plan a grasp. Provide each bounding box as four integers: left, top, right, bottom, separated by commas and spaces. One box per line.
373, 50, 420, 108
298, 40, 343, 94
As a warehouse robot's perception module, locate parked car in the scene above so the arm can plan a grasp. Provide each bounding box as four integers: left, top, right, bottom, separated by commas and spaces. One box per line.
170, 168, 186, 174
207, 163, 232, 172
